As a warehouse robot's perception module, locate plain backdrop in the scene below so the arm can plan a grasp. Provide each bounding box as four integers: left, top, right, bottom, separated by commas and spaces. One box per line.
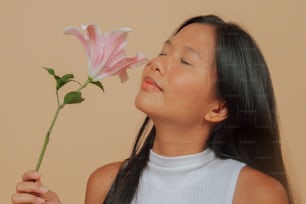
1, 0, 305, 203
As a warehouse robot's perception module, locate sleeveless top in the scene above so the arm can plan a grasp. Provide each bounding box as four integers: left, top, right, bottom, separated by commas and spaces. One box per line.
130, 148, 246, 204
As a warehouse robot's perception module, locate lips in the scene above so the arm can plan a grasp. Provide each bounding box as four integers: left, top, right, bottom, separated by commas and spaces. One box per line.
142, 76, 162, 91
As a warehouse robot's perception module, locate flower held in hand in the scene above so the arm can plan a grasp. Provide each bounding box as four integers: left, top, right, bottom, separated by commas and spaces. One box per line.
35, 24, 146, 171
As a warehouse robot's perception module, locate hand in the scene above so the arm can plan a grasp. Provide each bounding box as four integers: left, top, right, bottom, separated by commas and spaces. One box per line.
12, 170, 61, 204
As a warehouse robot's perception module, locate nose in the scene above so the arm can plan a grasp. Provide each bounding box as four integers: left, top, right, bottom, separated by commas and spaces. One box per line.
149, 57, 166, 75
151, 63, 161, 72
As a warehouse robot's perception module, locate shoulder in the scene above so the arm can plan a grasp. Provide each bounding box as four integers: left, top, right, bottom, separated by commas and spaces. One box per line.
233, 166, 289, 204
85, 161, 124, 204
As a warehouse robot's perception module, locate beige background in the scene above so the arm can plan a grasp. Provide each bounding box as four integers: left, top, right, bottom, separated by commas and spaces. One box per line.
1, 0, 305, 203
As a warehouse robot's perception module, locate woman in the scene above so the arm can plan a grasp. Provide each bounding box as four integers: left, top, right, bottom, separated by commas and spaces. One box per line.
12, 15, 293, 204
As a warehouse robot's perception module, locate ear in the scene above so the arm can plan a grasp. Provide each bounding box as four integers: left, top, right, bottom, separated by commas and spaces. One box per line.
204, 101, 228, 123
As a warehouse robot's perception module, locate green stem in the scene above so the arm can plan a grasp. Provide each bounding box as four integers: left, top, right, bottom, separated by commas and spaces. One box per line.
77, 78, 91, 92
56, 89, 60, 107
35, 105, 62, 171
34, 78, 92, 171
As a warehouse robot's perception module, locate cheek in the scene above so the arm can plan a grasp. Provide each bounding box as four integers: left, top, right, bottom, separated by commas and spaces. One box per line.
168, 70, 214, 96
167, 71, 216, 109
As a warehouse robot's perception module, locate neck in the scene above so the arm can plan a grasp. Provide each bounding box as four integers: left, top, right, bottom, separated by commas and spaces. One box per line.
152, 122, 210, 157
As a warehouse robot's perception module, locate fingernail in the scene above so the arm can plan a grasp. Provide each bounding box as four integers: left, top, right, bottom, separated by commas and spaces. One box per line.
39, 186, 49, 193
37, 197, 45, 203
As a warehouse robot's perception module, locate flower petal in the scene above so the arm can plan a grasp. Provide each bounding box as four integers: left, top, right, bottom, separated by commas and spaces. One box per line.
92, 53, 147, 82
101, 28, 131, 66
64, 26, 89, 56
118, 69, 129, 83
86, 24, 105, 72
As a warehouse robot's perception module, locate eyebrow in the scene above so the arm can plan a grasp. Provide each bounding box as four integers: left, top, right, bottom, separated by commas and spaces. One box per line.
164, 40, 202, 59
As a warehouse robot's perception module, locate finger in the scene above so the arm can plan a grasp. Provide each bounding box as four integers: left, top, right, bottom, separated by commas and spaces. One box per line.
41, 190, 61, 202
16, 181, 48, 194
22, 170, 41, 182
11, 193, 45, 204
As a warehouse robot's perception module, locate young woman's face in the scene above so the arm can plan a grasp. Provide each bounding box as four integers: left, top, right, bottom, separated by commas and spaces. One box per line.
135, 23, 220, 126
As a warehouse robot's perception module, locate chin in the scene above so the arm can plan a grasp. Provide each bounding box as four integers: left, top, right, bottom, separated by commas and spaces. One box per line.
135, 92, 149, 114
135, 91, 159, 117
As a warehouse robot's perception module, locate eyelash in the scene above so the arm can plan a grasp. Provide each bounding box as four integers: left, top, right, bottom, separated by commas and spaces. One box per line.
158, 53, 192, 66
180, 59, 191, 65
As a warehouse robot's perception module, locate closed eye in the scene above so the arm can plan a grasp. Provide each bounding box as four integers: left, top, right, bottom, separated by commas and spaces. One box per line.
180, 58, 192, 66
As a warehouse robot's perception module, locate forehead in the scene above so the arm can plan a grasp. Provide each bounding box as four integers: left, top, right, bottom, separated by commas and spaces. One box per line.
170, 23, 216, 52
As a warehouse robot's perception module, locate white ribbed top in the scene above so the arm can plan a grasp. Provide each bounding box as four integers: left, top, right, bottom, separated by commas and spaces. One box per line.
131, 148, 246, 204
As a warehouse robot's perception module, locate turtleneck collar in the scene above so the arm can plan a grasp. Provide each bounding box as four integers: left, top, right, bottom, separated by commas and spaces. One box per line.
148, 147, 216, 169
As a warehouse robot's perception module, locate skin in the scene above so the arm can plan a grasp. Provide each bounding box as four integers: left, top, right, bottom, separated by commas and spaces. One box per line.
135, 23, 227, 156
12, 23, 289, 204
12, 170, 61, 204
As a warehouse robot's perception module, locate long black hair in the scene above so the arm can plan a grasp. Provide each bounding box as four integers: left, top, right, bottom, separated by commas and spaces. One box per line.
104, 15, 294, 204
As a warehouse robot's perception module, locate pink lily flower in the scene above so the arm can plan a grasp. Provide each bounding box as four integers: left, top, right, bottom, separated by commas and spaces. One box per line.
64, 24, 147, 82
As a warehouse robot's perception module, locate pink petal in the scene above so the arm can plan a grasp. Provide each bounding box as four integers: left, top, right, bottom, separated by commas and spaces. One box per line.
91, 29, 130, 77
113, 53, 147, 73
64, 26, 89, 56
86, 24, 105, 71
102, 28, 130, 67
92, 53, 147, 82
126, 53, 148, 69
104, 28, 130, 55
118, 69, 129, 83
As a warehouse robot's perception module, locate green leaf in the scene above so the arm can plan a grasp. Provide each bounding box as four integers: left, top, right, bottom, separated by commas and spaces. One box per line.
90, 81, 104, 92
42, 67, 56, 76
56, 74, 75, 90
42, 67, 62, 89
63, 91, 85, 104
61, 74, 74, 81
